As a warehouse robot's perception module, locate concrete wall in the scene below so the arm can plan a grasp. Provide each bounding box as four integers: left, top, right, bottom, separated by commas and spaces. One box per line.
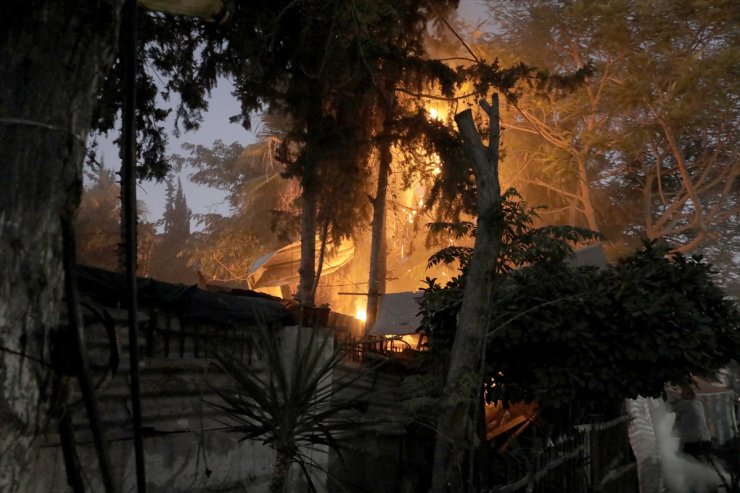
37, 429, 276, 492
38, 304, 333, 492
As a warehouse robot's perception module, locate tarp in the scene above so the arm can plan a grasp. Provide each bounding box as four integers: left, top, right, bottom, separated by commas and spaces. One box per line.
568, 243, 608, 268
247, 239, 355, 289
76, 265, 291, 327
369, 292, 423, 336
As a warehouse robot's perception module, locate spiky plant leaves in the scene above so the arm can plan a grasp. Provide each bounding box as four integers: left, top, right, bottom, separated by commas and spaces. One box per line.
206, 323, 385, 492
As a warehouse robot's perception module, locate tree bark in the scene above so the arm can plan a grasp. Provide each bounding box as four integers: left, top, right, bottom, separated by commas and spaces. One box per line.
430, 95, 503, 493
365, 137, 392, 333
311, 213, 331, 300
297, 184, 317, 306
269, 449, 293, 493
0, 2, 122, 491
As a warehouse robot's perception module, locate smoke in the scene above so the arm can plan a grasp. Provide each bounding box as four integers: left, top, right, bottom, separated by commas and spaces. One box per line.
650, 399, 727, 493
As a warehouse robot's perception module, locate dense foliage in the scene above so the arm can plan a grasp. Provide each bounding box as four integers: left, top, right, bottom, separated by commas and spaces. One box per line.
418, 189, 739, 424
417, 189, 601, 389
170, 134, 295, 282
75, 167, 156, 274
486, 242, 740, 422
420, 224, 740, 424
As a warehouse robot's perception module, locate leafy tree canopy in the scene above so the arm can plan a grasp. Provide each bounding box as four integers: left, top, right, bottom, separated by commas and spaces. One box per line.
484, 241, 740, 424
483, 0, 739, 257
419, 191, 740, 425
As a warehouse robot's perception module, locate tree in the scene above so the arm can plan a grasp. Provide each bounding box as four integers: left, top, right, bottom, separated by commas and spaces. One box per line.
419, 194, 737, 488
150, 177, 193, 283
483, 242, 740, 425
116, 2, 368, 304
76, 167, 156, 274
430, 96, 504, 493
484, 0, 610, 233
162, 177, 191, 240
358, 14, 462, 329
0, 2, 124, 491
172, 116, 301, 284
123, 1, 464, 307
76, 168, 124, 271
487, 0, 739, 254
613, 0, 739, 253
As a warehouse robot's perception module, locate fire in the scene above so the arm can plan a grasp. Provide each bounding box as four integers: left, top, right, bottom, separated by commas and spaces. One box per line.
428, 107, 439, 120
355, 308, 366, 322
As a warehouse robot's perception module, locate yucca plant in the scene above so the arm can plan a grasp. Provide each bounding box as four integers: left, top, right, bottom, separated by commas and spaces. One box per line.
208, 324, 381, 493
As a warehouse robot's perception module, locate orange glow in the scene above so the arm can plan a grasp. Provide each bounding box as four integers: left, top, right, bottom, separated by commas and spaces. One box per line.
355, 308, 366, 322
381, 334, 424, 352
428, 107, 440, 120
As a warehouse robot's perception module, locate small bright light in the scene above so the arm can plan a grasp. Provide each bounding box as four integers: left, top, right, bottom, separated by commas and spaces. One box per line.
432, 166, 441, 175
428, 107, 439, 120
355, 308, 366, 322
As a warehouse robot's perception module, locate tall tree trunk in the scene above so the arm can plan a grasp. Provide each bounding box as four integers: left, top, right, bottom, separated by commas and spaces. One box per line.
297, 184, 317, 306
311, 213, 331, 300
0, 2, 122, 492
431, 96, 503, 493
365, 138, 392, 333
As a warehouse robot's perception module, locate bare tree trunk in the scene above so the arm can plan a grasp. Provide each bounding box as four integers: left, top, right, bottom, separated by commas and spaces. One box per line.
0, 2, 122, 491
365, 138, 392, 333
298, 185, 317, 306
311, 213, 331, 300
431, 95, 503, 493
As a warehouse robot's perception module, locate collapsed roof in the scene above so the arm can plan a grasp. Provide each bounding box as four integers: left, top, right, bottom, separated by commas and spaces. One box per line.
247, 239, 355, 289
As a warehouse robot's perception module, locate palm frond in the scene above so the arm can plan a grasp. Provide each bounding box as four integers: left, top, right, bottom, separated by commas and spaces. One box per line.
207, 324, 387, 490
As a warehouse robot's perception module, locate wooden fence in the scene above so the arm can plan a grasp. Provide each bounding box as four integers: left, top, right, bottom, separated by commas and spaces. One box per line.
482, 415, 638, 493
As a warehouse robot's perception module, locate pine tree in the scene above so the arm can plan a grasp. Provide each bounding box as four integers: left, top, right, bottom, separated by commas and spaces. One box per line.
162, 178, 191, 240
151, 177, 193, 283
